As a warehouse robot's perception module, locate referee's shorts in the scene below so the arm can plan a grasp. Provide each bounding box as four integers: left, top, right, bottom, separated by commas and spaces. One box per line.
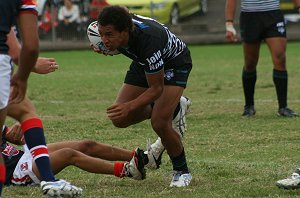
240, 10, 286, 43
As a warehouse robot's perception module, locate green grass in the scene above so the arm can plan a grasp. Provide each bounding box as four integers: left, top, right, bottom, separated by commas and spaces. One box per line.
4, 42, 300, 197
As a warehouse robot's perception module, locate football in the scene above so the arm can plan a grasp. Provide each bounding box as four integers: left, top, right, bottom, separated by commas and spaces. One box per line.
87, 21, 120, 55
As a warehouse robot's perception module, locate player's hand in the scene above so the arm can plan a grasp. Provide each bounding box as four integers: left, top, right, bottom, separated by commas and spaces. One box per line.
33, 57, 59, 74
9, 73, 27, 104
90, 44, 112, 56
90, 43, 104, 54
5, 123, 25, 145
106, 103, 130, 120
225, 22, 238, 42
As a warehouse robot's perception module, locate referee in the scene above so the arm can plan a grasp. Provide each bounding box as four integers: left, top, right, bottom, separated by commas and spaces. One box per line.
225, 0, 300, 117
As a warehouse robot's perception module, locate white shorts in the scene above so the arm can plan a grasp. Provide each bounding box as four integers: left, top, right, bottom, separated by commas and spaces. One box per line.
11, 145, 40, 185
0, 54, 12, 109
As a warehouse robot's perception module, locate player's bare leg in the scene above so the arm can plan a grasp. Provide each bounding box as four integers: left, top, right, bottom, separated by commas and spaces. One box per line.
33, 147, 145, 180
151, 86, 192, 187
47, 140, 133, 162
151, 86, 183, 156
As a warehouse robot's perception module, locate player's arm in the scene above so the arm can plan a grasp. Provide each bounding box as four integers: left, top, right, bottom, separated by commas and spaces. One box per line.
10, 13, 39, 104
225, 0, 238, 42
15, 13, 39, 80
125, 43, 165, 110
106, 71, 163, 120
32, 57, 59, 74
7, 28, 58, 74
131, 71, 164, 110
6, 28, 20, 64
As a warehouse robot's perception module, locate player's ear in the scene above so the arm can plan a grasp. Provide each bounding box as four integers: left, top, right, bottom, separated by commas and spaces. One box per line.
123, 27, 130, 34
120, 28, 129, 40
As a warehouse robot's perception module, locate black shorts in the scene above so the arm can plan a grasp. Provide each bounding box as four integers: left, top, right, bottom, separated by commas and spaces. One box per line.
124, 48, 192, 88
239, 10, 286, 43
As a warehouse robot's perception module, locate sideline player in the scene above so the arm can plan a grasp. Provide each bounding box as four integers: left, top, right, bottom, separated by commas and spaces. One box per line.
93, 6, 193, 187
225, 0, 300, 117
1, 123, 145, 186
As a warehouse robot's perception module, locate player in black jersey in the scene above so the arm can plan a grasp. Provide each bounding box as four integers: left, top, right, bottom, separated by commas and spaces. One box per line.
95, 6, 193, 187
225, 0, 300, 117
1, 123, 145, 185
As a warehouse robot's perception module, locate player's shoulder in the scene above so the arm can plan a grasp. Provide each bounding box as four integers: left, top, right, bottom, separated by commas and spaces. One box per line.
132, 14, 164, 32
132, 14, 167, 40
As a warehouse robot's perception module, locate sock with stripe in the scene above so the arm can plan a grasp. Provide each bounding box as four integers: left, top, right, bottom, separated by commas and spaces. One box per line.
21, 118, 55, 182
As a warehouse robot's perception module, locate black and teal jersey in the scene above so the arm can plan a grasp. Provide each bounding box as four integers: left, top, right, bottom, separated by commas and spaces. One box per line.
118, 14, 187, 74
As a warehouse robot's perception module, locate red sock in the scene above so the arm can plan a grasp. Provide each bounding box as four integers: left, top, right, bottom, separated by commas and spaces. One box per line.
0, 164, 6, 183
131, 150, 135, 157
114, 162, 125, 178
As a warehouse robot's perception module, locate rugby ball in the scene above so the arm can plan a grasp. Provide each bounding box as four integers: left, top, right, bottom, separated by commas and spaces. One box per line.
87, 21, 120, 55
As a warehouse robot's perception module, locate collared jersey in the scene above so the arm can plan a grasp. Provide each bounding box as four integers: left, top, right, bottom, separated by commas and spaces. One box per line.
241, 0, 280, 12
117, 14, 186, 74
0, 0, 38, 54
1, 126, 24, 185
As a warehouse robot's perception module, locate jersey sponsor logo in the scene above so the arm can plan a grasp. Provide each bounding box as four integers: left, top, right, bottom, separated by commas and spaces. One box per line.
149, 59, 163, 71
146, 50, 164, 70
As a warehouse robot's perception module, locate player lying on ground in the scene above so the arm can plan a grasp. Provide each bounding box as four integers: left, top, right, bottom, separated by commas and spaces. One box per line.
1, 122, 146, 186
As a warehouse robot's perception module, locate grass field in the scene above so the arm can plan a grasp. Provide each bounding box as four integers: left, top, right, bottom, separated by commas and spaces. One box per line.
4, 42, 300, 197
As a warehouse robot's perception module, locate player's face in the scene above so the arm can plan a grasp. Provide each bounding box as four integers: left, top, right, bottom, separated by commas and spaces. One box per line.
99, 25, 128, 51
